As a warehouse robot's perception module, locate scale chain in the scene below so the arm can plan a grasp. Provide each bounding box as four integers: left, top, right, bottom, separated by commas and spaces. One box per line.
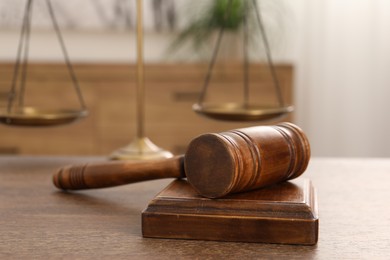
45, 0, 86, 110
7, 0, 33, 113
252, 0, 285, 107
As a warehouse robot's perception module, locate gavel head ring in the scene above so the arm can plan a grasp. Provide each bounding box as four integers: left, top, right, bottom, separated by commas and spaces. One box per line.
184, 122, 310, 198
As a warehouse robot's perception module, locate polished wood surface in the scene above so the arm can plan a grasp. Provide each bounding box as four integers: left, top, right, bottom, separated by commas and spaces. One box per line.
1, 156, 390, 258
143, 178, 318, 245
53, 123, 309, 198
0, 63, 293, 156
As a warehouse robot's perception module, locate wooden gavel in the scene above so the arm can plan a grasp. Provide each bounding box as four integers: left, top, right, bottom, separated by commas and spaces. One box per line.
53, 122, 310, 198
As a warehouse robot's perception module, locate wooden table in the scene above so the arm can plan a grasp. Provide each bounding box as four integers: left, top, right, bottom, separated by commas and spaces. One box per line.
1, 156, 389, 259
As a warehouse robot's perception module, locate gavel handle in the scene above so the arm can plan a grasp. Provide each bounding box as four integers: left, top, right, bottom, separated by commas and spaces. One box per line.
53, 155, 185, 190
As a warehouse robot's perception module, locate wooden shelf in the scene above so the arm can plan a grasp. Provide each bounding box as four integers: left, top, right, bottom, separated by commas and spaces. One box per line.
0, 63, 293, 155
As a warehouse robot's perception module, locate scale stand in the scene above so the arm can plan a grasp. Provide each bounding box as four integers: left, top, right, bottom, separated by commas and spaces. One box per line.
110, 0, 172, 160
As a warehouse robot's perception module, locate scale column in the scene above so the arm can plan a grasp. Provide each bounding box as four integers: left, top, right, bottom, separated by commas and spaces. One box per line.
110, 0, 173, 161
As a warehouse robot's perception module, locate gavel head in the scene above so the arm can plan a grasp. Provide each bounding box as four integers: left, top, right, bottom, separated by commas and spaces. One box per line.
184, 122, 310, 198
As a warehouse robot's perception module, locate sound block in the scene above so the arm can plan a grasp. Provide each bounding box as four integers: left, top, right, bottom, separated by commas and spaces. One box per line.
142, 178, 318, 245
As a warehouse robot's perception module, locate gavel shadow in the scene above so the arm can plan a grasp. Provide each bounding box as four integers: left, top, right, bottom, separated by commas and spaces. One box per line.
51, 189, 144, 219
51, 189, 150, 236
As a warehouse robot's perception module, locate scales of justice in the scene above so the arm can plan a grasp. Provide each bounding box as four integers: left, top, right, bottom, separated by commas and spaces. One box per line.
3, 0, 318, 245
0, 0, 292, 159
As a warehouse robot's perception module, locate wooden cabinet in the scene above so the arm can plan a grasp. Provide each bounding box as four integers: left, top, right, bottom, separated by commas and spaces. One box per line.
0, 63, 293, 156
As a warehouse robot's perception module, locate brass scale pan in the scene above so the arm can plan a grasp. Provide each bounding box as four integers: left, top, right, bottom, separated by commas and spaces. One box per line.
0, 107, 88, 127
193, 103, 293, 122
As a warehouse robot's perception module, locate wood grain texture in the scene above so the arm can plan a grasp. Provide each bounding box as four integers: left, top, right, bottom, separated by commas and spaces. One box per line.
142, 178, 318, 245
53, 155, 185, 190
1, 156, 390, 258
185, 122, 310, 197
0, 63, 293, 156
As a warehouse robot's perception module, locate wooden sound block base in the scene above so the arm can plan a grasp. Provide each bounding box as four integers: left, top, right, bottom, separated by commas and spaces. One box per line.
142, 178, 318, 245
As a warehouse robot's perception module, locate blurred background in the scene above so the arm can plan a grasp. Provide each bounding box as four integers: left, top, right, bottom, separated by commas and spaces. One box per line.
0, 0, 389, 157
